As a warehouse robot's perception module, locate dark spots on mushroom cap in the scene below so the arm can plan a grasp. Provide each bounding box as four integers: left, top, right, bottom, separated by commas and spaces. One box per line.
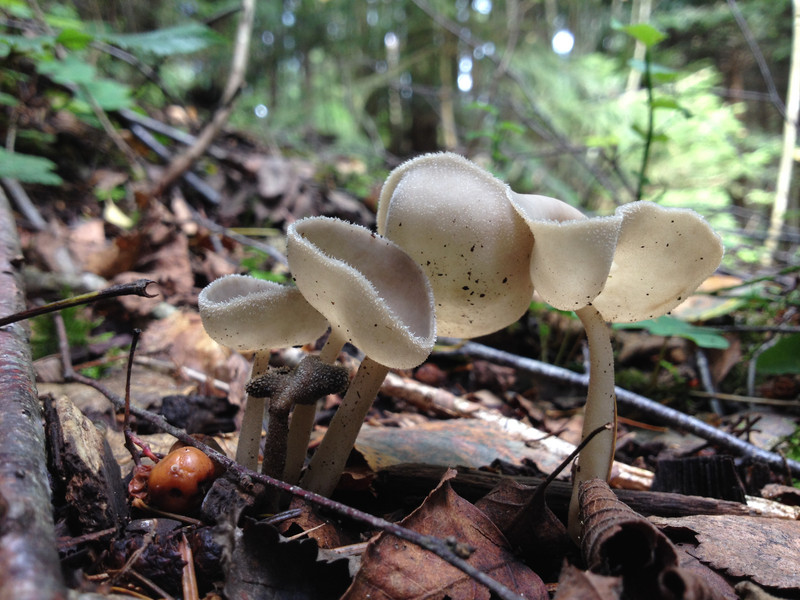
462, 286, 470, 290
479, 293, 485, 298
502, 277, 508, 284
470, 245, 475, 252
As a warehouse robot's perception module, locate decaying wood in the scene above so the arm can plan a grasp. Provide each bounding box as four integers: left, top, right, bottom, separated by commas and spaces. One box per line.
375, 463, 758, 521
0, 194, 67, 599
46, 394, 128, 533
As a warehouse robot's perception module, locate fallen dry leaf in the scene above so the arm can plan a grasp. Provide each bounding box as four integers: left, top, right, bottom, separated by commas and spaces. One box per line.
220, 516, 352, 600
343, 470, 548, 600
651, 514, 800, 592
476, 477, 573, 578
552, 563, 621, 599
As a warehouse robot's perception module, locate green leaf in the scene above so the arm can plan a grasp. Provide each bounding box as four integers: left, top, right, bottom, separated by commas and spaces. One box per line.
614, 315, 730, 349
756, 335, 800, 375
0, 0, 33, 19
104, 23, 223, 57
78, 78, 132, 110
651, 97, 692, 117
0, 33, 53, 56
632, 124, 669, 142
0, 92, 18, 106
627, 59, 679, 82
56, 28, 94, 50
618, 23, 667, 47
0, 148, 62, 185
37, 55, 96, 86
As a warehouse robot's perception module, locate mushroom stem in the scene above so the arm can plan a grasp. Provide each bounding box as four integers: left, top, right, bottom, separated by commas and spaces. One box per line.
235, 350, 273, 470
300, 355, 390, 496
282, 329, 348, 483
568, 303, 617, 542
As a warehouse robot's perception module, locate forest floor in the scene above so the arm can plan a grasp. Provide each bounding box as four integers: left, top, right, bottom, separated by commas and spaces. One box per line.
1, 108, 800, 600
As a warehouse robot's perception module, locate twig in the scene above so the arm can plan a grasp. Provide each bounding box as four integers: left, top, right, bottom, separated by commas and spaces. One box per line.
63, 367, 526, 600
726, 0, 787, 119
0, 278, 157, 327
153, 0, 255, 196
690, 390, 799, 408
128, 123, 221, 204
1, 177, 47, 230
117, 108, 230, 160
439, 339, 800, 478
695, 349, 724, 416
190, 208, 288, 266
123, 329, 142, 465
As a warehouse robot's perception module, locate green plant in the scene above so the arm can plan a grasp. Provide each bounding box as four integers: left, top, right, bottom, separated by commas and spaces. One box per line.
613, 315, 730, 349
0, 2, 222, 183
30, 304, 113, 377
615, 22, 691, 200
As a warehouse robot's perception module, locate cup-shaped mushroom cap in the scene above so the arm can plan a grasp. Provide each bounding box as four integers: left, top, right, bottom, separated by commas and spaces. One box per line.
287, 216, 435, 370
198, 274, 328, 352
591, 201, 724, 323
510, 192, 624, 311
377, 152, 534, 338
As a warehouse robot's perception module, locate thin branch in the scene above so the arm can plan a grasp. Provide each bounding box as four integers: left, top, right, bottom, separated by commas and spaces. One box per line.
0, 279, 157, 327
153, 0, 255, 196
726, 0, 787, 119
438, 339, 800, 478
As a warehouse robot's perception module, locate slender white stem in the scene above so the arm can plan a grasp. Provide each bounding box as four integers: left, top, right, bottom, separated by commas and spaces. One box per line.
568, 304, 617, 542
282, 329, 347, 483
235, 350, 272, 470
300, 356, 389, 496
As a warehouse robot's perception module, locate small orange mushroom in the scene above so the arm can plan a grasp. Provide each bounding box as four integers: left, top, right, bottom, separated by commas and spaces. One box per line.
147, 447, 217, 514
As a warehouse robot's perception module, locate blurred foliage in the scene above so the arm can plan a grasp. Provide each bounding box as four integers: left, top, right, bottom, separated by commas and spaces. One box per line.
614, 315, 730, 349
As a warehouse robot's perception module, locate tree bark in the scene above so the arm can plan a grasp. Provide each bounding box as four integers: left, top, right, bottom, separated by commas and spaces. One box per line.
0, 195, 67, 598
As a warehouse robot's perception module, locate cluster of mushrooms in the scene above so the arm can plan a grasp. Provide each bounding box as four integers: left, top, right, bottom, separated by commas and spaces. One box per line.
198, 152, 723, 539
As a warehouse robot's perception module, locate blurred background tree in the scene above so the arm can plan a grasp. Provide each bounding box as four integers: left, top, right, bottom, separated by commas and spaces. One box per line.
2, 0, 797, 269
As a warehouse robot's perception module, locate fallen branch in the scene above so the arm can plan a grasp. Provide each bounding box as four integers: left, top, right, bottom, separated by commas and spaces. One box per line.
438, 340, 800, 478
0, 185, 67, 599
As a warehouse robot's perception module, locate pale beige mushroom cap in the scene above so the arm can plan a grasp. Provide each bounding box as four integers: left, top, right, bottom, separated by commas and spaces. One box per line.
510, 195, 724, 322
377, 152, 534, 338
198, 274, 328, 352
287, 216, 435, 370
592, 201, 724, 323
510, 193, 624, 312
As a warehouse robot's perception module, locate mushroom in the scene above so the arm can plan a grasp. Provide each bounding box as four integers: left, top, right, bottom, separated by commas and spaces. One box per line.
509, 197, 723, 541
287, 216, 436, 497
198, 274, 328, 471
376, 152, 535, 338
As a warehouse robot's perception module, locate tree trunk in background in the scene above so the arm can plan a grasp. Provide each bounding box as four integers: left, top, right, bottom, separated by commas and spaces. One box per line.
764, 0, 800, 264
625, 0, 652, 93
439, 36, 458, 151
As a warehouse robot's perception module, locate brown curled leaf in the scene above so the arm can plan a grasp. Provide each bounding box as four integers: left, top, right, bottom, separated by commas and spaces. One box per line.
579, 478, 733, 600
